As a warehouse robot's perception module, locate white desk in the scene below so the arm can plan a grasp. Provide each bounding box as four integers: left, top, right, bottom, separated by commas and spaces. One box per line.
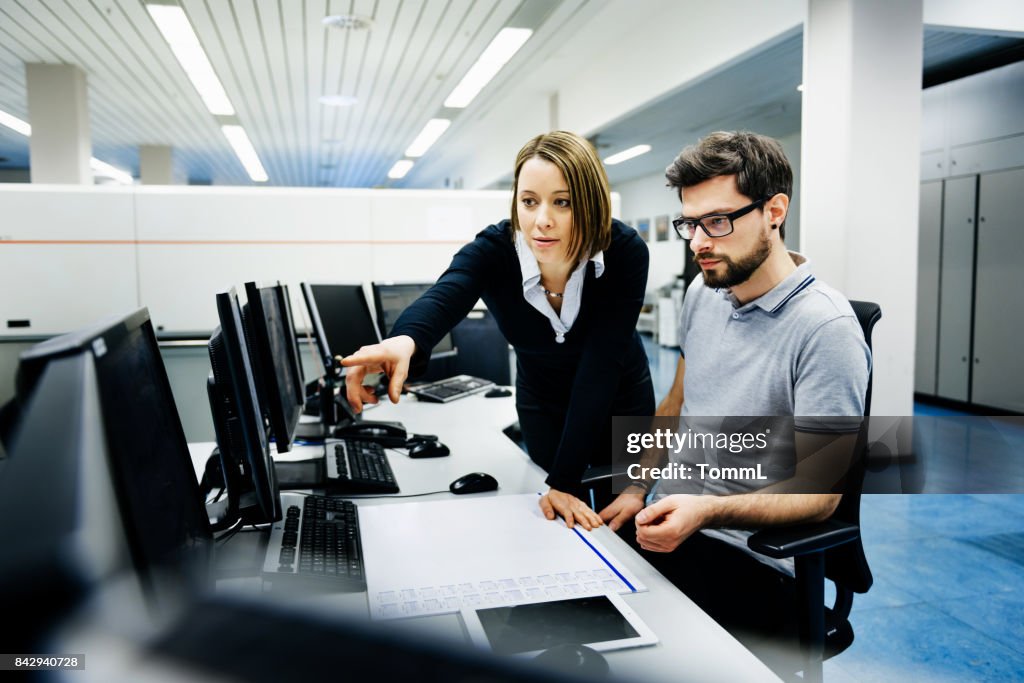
190, 392, 780, 682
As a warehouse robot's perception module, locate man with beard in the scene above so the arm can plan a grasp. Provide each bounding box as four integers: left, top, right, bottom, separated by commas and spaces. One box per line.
598, 131, 870, 664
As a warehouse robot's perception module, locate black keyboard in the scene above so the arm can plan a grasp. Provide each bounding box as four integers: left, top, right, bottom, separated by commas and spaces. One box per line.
262, 493, 365, 592
410, 374, 494, 403
325, 439, 399, 494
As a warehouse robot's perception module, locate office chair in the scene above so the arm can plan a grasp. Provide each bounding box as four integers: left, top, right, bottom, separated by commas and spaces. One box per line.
450, 310, 512, 386
746, 299, 880, 683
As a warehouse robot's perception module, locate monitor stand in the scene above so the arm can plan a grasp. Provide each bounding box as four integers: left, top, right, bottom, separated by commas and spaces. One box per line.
295, 377, 407, 447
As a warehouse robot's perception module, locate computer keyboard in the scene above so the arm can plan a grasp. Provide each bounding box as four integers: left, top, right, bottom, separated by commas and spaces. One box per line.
262, 493, 365, 592
325, 440, 399, 494
409, 374, 495, 403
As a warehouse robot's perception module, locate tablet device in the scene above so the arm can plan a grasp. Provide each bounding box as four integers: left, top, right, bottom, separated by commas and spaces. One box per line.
461, 593, 658, 656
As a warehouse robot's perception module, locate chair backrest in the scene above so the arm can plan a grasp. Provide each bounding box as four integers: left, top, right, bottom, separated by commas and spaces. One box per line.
824, 300, 880, 594
450, 310, 512, 386
848, 300, 881, 417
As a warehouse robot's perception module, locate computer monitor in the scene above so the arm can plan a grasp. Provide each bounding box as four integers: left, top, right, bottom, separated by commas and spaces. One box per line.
278, 283, 307, 406
242, 281, 303, 454
0, 309, 212, 629
303, 283, 381, 361
371, 282, 456, 358
300, 281, 337, 376
207, 288, 282, 528
296, 282, 407, 442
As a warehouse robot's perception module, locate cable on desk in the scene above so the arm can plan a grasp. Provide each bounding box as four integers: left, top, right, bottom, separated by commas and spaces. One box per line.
280, 489, 450, 499
214, 520, 272, 546
214, 518, 245, 543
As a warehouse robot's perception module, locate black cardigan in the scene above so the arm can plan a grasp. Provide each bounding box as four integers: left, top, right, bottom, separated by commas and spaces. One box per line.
391, 219, 650, 491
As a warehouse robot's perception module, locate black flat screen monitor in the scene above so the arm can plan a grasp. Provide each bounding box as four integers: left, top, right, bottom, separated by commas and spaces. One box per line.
243, 281, 303, 453
303, 283, 380, 362
279, 283, 307, 405
300, 281, 335, 375
2, 308, 212, 614
208, 289, 281, 526
371, 282, 456, 358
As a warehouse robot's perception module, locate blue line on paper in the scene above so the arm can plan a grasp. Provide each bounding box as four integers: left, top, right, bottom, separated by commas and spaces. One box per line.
536, 492, 636, 592
571, 528, 637, 593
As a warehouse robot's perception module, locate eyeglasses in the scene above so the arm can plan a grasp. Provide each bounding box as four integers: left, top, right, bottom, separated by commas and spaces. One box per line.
672, 198, 767, 240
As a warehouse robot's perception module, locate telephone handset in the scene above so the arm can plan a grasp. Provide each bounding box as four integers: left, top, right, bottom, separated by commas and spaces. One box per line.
331, 420, 408, 447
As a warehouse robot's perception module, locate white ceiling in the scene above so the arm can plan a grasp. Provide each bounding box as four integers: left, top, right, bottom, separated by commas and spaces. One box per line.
0, 0, 566, 185
0, 2, 1020, 187
553, 28, 1024, 187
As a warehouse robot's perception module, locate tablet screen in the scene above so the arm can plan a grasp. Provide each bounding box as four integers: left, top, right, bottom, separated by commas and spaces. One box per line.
475, 595, 640, 655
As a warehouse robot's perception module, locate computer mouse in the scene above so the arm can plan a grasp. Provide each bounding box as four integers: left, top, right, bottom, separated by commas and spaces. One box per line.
408, 440, 450, 459
485, 387, 512, 398
533, 644, 609, 677
449, 472, 499, 494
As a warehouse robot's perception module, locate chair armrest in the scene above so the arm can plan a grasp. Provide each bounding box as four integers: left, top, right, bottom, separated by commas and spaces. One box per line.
747, 519, 860, 559
580, 466, 614, 485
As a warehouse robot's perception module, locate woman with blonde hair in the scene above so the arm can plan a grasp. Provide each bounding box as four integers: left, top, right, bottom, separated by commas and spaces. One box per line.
342, 131, 654, 529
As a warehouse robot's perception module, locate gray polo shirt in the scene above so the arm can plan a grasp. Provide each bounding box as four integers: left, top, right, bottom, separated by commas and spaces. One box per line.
658, 252, 870, 572
677, 251, 869, 422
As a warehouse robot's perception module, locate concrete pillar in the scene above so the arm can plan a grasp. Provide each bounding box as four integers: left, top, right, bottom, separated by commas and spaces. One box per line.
800, 0, 922, 416
140, 145, 174, 185
25, 63, 91, 184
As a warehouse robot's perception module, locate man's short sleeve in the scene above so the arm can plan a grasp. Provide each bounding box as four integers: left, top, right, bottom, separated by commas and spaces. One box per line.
794, 316, 870, 431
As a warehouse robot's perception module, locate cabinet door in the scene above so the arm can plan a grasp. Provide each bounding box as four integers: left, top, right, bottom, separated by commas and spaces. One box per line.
937, 176, 976, 401
972, 167, 1024, 411
916, 181, 943, 395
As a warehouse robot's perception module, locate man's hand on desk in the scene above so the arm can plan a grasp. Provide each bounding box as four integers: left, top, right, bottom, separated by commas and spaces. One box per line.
539, 489, 603, 531
634, 494, 710, 553
598, 491, 646, 532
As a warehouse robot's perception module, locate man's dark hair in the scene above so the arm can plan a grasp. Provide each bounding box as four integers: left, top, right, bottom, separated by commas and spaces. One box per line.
665, 131, 794, 239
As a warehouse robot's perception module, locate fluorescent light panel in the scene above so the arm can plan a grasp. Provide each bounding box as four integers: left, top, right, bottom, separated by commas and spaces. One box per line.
146, 4, 235, 116
405, 119, 451, 157
319, 94, 358, 107
221, 125, 268, 182
444, 28, 532, 108
604, 144, 651, 166
387, 159, 414, 179
89, 158, 134, 184
2, 108, 132, 183
0, 109, 31, 136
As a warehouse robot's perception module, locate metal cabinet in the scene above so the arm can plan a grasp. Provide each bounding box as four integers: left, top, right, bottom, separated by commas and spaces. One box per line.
919, 167, 1024, 411
972, 167, 1024, 411
915, 181, 942, 395
936, 176, 976, 401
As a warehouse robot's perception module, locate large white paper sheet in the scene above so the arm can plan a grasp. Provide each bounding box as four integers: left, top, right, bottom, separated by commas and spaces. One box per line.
358, 493, 646, 620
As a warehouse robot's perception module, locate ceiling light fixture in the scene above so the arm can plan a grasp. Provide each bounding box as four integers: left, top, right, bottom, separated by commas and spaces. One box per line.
89, 158, 134, 185
604, 144, 652, 166
221, 125, 268, 182
387, 159, 414, 179
0, 109, 31, 136
2, 108, 132, 183
444, 28, 532, 108
146, 3, 235, 116
322, 14, 374, 31
405, 119, 451, 157
147, 3, 268, 183
318, 95, 359, 107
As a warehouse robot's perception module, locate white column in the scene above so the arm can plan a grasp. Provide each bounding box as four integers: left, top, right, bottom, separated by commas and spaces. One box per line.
800, 0, 922, 416
26, 63, 91, 184
140, 145, 174, 185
